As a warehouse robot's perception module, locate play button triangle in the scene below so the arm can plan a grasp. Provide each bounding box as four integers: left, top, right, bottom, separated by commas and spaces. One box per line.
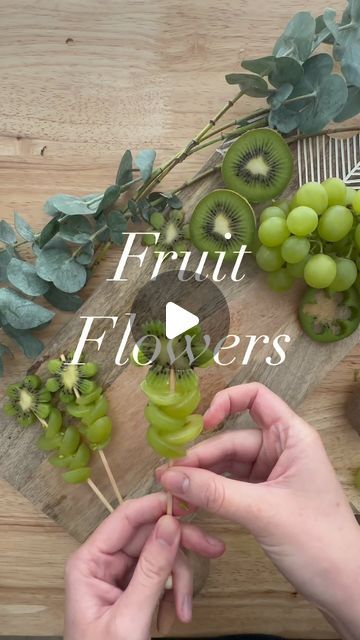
165, 302, 199, 340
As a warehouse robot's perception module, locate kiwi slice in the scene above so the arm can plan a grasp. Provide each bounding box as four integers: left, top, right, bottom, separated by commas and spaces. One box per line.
222, 128, 293, 203
189, 188, 255, 261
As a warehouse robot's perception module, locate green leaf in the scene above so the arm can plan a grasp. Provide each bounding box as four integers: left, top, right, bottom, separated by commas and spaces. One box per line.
74, 242, 94, 265
107, 210, 127, 245
273, 12, 316, 63
2, 324, 43, 358
96, 185, 121, 216
0, 289, 54, 330
38, 217, 60, 249
268, 83, 294, 110
0, 343, 13, 375
299, 75, 348, 134
116, 150, 133, 186
0, 249, 13, 281
269, 104, 301, 133
95, 214, 110, 243
36, 247, 87, 293
14, 212, 34, 242
268, 57, 303, 88
128, 200, 141, 223
135, 149, 156, 181
44, 284, 83, 312
324, 7, 360, 87
225, 73, 270, 97
47, 194, 93, 216
7, 258, 49, 296
58, 215, 92, 244
334, 86, 360, 121
166, 194, 183, 209
0, 220, 16, 245
314, 15, 334, 45
241, 56, 276, 76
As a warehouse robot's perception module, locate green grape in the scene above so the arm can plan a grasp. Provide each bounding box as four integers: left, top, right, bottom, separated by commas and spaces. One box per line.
163, 387, 200, 418
281, 236, 310, 264
355, 224, 360, 250
258, 217, 290, 247
59, 426, 81, 456
256, 245, 284, 272
46, 408, 63, 438
346, 187, 356, 207
67, 402, 93, 418
76, 386, 102, 405
318, 206, 353, 242
286, 206, 318, 236
267, 269, 294, 292
140, 378, 182, 406
37, 434, 63, 452
296, 182, 328, 214
322, 178, 347, 206
286, 257, 309, 279
147, 426, 185, 459
49, 454, 71, 468
272, 200, 290, 215
329, 258, 358, 292
145, 403, 183, 430
68, 443, 91, 470
259, 206, 286, 223
304, 254, 337, 289
63, 467, 92, 484
81, 396, 109, 426
86, 416, 112, 444
351, 190, 360, 214
164, 415, 203, 446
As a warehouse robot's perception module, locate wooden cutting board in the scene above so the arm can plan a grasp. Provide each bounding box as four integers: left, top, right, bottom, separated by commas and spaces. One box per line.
0, 138, 359, 542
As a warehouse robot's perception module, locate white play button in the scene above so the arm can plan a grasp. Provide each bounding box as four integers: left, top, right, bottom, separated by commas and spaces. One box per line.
165, 302, 199, 340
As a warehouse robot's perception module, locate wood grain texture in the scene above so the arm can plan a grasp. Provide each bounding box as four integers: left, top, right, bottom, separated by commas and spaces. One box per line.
0, 0, 359, 636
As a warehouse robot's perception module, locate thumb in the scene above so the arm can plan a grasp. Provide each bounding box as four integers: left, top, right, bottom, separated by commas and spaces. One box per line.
120, 515, 180, 628
160, 467, 265, 530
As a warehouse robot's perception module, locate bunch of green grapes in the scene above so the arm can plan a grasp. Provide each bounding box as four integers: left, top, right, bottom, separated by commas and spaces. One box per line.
133, 321, 212, 459
3, 355, 112, 485
256, 179, 360, 294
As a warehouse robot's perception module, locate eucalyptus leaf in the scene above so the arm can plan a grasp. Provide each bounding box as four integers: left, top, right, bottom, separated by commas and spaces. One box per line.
116, 149, 133, 186
0, 249, 13, 281
334, 86, 360, 121
0, 220, 16, 245
43, 199, 60, 216
324, 7, 360, 87
95, 214, 110, 243
0, 288, 54, 330
14, 212, 34, 242
273, 12, 316, 63
49, 194, 93, 216
166, 194, 183, 209
74, 242, 94, 265
269, 104, 301, 133
268, 83, 294, 110
107, 210, 127, 245
96, 185, 121, 216
314, 14, 334, 45
299, 74, 348, 134
0, 343, 13, 375
2, 324, 43, 358
58, 215, 92, 244
36, 247, 87, 293
128, 200, 141, 223
38, 217, 60, 249
135, 149, 156, 182
268, 57, 303, 88
137, 199, 151, 222
44, 284, 83, 312
7, 258, 49, 296
225, 73, 270, 97
241, 56, 276, 76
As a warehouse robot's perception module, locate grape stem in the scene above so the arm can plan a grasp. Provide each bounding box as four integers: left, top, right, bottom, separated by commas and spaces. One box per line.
87, 479, 114, 514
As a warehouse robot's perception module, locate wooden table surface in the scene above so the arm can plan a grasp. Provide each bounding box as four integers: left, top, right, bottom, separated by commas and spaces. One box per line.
0, 0, 359, 637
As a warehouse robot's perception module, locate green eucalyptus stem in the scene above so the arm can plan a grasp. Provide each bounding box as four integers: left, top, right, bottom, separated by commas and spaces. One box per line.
187, 117, 269, 156
199, 108, 270, 142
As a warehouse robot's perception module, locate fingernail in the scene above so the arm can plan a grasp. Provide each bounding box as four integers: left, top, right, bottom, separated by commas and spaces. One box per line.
181, 594, 192, 622
206, 533, 223, 547
162, 470, 189, 494
156, 515, 178, 546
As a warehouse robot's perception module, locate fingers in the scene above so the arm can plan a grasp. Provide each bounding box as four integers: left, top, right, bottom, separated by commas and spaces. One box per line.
204, 382, 297, 431
119, 516, 181, 631
83, 493, 167, 556
172, 549, 193, 623
181, 522, 225, 558
160, 466, 263, 529
157, 429, 262, 480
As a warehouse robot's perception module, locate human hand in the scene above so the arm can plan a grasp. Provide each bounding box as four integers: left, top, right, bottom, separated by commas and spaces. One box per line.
158, 383, 360, 638
64, 492, 224, 640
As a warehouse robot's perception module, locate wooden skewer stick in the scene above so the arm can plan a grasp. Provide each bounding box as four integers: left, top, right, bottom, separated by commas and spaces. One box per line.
87, 479, 114, 513
65, 358, 124, 506
166, 367, 177, 516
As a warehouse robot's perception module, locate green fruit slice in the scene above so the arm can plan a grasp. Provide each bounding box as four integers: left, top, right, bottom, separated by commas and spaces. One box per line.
147, 426, 186, 459
163, 387, 201, 418
165, 414, 203, 446
86, 416, 112, 444
145, 403, 184, 431
63, 467, 92, 484
81, 396, 108, 426
140, 379, 182, 406
59, 426, 81, 456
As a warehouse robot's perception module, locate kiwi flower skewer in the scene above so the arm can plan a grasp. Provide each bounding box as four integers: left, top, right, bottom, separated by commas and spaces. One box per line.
3, 374, 114, 514
47, 353, 124, 506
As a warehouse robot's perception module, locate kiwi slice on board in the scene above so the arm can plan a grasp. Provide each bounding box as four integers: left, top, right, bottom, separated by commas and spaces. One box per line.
189, 188, 255, 261
222, 128, 293, 203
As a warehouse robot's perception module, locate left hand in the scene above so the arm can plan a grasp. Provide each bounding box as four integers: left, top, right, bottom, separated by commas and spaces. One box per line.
64, 492, 225, 640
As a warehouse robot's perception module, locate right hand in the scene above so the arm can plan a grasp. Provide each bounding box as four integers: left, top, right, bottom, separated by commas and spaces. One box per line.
157, 383, 360, 637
